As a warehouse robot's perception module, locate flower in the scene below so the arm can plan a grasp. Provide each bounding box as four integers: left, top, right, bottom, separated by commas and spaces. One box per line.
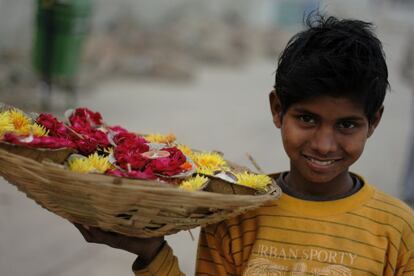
127, 167, 156, 180
31, 123, 49, 137
145, 133, 176, 144
37, 113, 70, 138
68, 157, 96, 173
235, 172, 272, 191
106, 169, 126, 177
106, 167, 156, 180
7, 109, 31, 135
68, 153, 112, 174
108, 125, 128, 135
87, 152, 112, 173
114, 140, 149, 170
148, 147, 187, 176
113, 132, 147, 146
0, 112, 14, 137
192, 152, 228, 173
100, 147, 113, 155
195, 167, 216, 176
180, 161, 193, 171
179, 175, 208, 191
69, 108, 103, 127
2, 133, 75, 149
177, 144, 194, 157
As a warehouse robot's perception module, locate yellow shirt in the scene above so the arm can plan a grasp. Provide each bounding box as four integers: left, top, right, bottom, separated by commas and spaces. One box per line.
134, 177, 414, 275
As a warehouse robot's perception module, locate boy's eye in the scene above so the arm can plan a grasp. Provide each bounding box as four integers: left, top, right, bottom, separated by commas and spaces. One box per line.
298, 115, 316, 124
337, 121, 356, 129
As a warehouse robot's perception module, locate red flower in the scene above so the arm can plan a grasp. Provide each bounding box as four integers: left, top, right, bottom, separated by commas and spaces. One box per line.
106, 169, 127, 177
36, 113, 70, 138
148, 147, 187, 176
114, 142, 149, 170
69, 108, 103, 127
74, 138, 99, 155
113, 132, 147, 145
3, 133, 75, 149
106, 167, 156, 180
70, 116, 91, 132
108, 125, 128, 135
127, 167, 156, 180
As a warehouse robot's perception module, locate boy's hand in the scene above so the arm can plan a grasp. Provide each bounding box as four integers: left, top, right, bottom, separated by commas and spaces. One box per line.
73, 223, 165, 269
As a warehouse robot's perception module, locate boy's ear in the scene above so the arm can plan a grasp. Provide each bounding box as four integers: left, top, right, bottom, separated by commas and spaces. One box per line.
269, 89, 282, 128
367, 106, 384, 138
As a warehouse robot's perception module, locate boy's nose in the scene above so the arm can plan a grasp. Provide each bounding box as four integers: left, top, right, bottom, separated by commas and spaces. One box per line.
310, 127, 338, 155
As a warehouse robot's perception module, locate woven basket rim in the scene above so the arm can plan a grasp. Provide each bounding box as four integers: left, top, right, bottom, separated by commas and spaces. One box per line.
0, 148, 282, 204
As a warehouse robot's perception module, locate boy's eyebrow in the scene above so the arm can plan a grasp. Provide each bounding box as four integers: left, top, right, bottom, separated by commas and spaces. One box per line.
292, 107, 366, 121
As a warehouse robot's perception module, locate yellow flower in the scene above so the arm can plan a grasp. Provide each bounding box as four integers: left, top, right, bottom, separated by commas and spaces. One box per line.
31, 123, 49, 137
68, 158, 95, 173
7, 109, 31, 135
177, 144, 194, 157
101, 147, 114, 155
145, 133, 176, 144
235, 172, 272, 191
0, 112, 14, 137
87, 152, 112, 173
195, 167, 215, 176
192, 152, 228, 173
179, 175, 208, 191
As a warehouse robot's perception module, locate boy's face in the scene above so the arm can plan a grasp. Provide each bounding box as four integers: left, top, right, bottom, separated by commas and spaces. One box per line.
269, 91, 383, 186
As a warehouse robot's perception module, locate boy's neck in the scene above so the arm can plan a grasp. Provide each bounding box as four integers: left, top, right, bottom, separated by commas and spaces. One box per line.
285, 169, 354, 199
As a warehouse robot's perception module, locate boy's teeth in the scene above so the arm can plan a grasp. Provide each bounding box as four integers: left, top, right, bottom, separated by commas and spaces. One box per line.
308, 158, 335, 166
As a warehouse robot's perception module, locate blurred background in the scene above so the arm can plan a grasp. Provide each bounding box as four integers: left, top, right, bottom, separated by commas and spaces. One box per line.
0, 0, 413, 275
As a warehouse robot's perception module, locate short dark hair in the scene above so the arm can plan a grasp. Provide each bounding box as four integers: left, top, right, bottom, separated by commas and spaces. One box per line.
274, 15, 389, 122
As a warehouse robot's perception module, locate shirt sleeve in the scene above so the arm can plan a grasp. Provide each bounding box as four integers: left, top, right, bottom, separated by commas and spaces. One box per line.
133, 242, 184, 276
195, 223, 237, 275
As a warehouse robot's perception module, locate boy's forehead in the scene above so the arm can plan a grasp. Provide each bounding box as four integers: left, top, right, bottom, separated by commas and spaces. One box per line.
290, 96, 366, 118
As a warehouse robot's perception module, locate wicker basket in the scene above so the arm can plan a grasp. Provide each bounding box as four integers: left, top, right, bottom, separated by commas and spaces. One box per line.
0, 148, 281, 237
0, 142, 75, 164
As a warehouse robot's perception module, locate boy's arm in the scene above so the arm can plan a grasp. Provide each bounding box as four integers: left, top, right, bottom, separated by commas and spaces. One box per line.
133, 222, 237, 276
72, 223, 184, 275
134, 218, 241, 276
133, 242, 184, 276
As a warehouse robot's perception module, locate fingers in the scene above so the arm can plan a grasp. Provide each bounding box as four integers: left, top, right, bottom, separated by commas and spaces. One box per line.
73, 223, 94, 242
72, 222, 166, 256
73, 223, 122, 246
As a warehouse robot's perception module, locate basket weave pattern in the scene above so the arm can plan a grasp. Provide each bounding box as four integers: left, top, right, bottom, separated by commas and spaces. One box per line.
0, 148, 281, 237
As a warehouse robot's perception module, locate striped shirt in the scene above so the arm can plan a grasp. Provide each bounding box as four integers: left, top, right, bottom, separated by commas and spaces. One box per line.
134, 174, 414, 275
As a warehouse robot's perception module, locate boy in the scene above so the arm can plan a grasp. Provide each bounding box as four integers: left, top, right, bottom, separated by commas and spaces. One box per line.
75, 15, 414, 275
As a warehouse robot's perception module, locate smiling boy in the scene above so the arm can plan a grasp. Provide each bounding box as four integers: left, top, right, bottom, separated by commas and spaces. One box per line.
75, 15, 414, 275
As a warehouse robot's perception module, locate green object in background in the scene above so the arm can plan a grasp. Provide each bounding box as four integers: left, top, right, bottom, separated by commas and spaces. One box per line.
33, 0, 92, 81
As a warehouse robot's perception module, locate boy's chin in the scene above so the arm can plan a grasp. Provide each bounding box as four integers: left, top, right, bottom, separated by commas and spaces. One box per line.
301, 169, 349, 185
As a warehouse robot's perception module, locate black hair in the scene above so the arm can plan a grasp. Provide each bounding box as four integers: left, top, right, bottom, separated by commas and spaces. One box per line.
274, 14, 389, 122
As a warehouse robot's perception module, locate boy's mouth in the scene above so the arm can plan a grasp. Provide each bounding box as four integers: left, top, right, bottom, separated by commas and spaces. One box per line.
303, 155, 341, 167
